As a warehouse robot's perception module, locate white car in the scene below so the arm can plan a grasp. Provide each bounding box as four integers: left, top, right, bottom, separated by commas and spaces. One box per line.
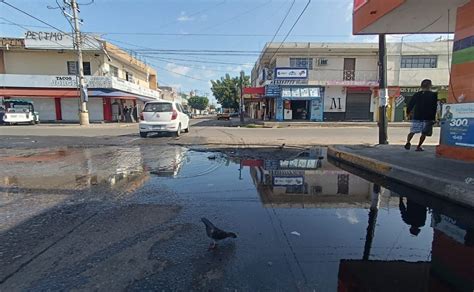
139, 101, 190, 138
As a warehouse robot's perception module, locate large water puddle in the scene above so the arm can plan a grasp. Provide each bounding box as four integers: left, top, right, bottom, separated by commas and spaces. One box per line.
0, 146, 473, 291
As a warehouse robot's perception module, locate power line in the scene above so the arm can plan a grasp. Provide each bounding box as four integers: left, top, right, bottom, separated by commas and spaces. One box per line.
268, 0, 296, 45
1, 0, 69, 35
267, 0, 312, 65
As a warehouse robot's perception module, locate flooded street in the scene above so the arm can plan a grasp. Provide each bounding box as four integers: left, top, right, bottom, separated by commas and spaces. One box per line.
1, 145, 473, 291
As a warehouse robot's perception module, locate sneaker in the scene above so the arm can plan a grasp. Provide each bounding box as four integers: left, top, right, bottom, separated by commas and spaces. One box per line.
415, 147, 424, 152
404, 143, 411, 150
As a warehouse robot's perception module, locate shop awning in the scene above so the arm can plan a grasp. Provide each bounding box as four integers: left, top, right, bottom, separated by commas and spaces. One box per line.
243, 87, 265, 95
0, 87, 158, 102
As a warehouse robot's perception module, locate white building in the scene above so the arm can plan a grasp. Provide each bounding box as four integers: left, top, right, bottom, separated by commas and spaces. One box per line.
0, 32, 161, 123
250, 41, 452, 122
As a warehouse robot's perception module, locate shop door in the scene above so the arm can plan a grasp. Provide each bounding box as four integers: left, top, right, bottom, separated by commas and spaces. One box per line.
345, 92, 371, 121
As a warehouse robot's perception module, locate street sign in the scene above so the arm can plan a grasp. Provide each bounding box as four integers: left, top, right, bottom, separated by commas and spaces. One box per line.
265, 85, 281, 97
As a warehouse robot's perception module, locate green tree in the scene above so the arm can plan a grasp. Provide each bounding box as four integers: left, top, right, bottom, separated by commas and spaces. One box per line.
188, 96, 209, 111
210, 73, 250, 111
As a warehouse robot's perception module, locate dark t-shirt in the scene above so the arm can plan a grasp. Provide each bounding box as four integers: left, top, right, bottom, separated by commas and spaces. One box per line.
407, 90, 438, 120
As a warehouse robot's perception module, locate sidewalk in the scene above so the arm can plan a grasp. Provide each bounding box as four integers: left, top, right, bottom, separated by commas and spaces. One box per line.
263, 121, 411, 128
327, 145, 474, 208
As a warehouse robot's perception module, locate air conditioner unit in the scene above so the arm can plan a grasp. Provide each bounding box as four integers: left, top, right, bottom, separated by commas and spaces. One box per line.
317, 58, 328, 66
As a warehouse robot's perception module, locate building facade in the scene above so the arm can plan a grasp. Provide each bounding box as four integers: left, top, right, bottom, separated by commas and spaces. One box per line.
250, 41, 451, 122
0, 32, 160, 123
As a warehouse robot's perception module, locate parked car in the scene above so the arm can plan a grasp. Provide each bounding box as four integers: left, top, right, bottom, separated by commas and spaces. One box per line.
139, 101, 190, 138
3, 100, 39, 125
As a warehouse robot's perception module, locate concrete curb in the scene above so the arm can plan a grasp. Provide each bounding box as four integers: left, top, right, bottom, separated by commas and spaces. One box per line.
327, 145, 474, 208
263, 122, 412, 128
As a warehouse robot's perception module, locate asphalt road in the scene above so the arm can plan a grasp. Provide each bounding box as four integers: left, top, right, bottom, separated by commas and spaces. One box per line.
0, 118, 440, 148
0, 122, 471, 291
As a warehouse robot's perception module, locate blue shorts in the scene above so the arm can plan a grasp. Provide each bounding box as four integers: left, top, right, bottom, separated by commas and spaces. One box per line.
410, 120, 434, 136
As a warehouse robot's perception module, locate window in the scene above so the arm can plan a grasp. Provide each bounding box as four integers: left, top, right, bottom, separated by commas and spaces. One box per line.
401, 56, 437, 68
67, 61, 91, 75
109, 65, 119, 77
143, 102, 173, 112
125, 71, 134, 82
290, 58, 313, 70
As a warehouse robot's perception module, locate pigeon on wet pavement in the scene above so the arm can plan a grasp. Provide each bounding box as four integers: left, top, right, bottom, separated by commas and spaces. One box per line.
201, 217, 237, 249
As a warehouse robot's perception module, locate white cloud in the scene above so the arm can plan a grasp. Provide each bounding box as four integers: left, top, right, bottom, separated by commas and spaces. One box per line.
166, 63, 191, 76
177, 11, 194, 22
335, 209, 359, 224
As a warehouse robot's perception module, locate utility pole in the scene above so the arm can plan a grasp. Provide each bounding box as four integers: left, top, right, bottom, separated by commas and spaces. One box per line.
239, 70, 245, 124
71, 0, 89, 126
378, 34, 388, 144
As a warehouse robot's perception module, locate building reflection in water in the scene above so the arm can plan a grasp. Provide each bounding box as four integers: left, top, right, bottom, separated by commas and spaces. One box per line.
245, 147, 473, 291
1, 147, 149, 193
248, 148, 374, 208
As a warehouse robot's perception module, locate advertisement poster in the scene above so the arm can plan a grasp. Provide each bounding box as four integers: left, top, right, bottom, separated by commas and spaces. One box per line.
291, 87, 301, 97
274, 68, 308, 79
440, 103, 474, 148
275, 98, 284, 121
281, 88, 292, 97
310, 98, 324, 122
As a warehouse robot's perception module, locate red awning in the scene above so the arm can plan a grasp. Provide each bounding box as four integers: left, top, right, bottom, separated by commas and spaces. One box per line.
243, 87, 265, 95
241, 159, 264, 167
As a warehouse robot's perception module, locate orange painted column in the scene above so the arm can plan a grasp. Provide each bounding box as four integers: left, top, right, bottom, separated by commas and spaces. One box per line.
437, 0, 474, 161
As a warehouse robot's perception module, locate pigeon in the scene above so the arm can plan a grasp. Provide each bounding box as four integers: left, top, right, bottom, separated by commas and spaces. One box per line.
201, 217, 237, 249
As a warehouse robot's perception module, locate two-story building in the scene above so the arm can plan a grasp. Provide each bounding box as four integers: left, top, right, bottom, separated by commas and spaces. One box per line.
250, 41, 451, 122
0, 32, 160, 123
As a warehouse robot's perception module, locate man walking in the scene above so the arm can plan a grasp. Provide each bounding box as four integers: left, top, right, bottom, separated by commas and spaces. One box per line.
405, 79, 438, 151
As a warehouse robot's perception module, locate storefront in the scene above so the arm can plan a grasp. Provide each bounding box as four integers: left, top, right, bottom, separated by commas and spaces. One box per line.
345, 87, 372, 121
324, 86, 347, 121
0, 74, 161, 123
397, 86, 448, 122
275, 86, 324, 121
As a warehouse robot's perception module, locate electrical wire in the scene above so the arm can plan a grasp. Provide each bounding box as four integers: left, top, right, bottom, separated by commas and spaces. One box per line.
266, 0, 312, 65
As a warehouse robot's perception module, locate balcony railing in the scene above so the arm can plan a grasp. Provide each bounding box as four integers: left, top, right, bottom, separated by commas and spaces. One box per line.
308, 69, 378, 86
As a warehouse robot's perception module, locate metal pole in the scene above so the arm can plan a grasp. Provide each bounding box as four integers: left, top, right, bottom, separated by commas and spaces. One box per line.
378, 34, 388, 144
240, 70, 245, 124
363, 184, 381, 260
71, 0, 89, 126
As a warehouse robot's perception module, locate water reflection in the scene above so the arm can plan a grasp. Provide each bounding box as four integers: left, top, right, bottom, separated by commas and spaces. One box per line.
0, 147, 148, 193
249, 148, 374, 208
240, 148, 473, 291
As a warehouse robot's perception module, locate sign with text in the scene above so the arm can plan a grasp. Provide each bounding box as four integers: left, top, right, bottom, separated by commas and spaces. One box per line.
24, 31, 101, 50
273, 176, 304, 186
274, 68, 308, 80
281, 87, 321, 99
440, 103, 474, 148
324, 86, 346, 112
265, 84, 281, 97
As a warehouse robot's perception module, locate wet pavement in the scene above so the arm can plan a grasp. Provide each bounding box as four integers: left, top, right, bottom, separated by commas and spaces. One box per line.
0, 145, 473, 291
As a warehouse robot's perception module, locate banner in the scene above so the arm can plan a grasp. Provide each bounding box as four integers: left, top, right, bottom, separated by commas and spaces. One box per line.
440, 103, 474, 148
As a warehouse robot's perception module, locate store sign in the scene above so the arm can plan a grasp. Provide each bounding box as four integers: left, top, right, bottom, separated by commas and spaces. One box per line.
271, 79, 308, 85
273, 176, 304, 186
265, 84, 281, 97
440, 103, 474, 148
24, 31, 101, 50
0, 37, 23, 47
0, 74, 160, 99
318, 80, 378, 87
275, 68, 308, 80
324, 87, 346, 112
281, 87, 321, 99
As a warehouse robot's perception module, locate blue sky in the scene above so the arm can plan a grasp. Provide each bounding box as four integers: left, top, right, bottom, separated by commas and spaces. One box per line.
0, 0, 448, 104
